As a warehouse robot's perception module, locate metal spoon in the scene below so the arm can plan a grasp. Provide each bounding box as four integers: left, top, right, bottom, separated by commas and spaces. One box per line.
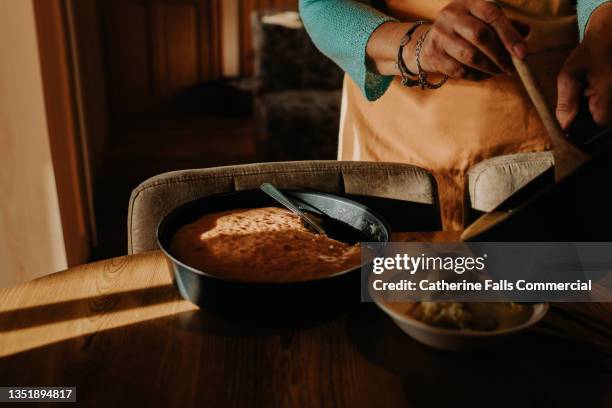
260, 183, 326, 235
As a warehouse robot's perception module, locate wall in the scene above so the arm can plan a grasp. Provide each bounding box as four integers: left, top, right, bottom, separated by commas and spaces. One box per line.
0, 0, 67, 288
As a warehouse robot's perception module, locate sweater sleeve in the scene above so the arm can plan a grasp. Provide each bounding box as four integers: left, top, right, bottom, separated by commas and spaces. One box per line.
299, 1, 609, 100
577, 0, 611, 39
299, 0, 397, 101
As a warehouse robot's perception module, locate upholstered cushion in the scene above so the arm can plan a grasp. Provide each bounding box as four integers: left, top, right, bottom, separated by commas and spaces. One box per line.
127, 161, 436, 254
468, 151, 554, 212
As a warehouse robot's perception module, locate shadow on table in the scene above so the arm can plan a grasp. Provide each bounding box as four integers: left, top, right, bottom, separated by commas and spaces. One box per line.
346, 303, 610, 407
0, 285, 179, 332
0, 281, 344, 335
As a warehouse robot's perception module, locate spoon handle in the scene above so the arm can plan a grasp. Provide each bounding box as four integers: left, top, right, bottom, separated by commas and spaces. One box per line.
487, 0, 589, 180
511, 56, 589, 181
260, 183, 326, 235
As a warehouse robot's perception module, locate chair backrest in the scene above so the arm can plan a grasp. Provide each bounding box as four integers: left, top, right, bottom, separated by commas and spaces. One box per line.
127, 160, 438, 254
467, 151, 554, 213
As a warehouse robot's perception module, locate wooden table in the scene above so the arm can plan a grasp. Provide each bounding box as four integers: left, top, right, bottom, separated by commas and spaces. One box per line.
1, 232, 610, 407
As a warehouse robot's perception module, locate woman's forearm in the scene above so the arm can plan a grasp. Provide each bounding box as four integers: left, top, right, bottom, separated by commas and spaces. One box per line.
301, 0, 530, 99
299, 0, 397, 101
365, 21, 418, 76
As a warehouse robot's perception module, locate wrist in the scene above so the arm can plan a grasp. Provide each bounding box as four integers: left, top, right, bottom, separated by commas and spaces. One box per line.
402, 24, 430, 75
366, 21, 413, 76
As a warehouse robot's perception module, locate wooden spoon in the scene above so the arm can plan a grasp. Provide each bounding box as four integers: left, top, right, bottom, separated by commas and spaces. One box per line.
512, 57, 589, 180
462, 17, 590, 240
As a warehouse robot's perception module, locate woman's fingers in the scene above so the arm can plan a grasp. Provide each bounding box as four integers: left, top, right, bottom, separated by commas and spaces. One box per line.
422, 35, 492, 80
556, 53, 587, 129
585, 70, 612, 126
442, 32, 502, 75
434, 54, 468, 79
452, 14, 512, 74
511, 19, 531, 37
469, 0, 528, 60
420, 32, 467, 78
435, 57, 492, 81
425, 0, 530, 80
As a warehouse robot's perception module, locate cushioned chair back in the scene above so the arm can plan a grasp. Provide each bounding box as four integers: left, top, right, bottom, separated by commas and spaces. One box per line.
467, 151, 554, 213
127, 161, 437, 254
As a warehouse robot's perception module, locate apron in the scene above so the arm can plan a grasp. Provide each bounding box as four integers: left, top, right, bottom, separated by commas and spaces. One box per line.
339, 0, 579, 230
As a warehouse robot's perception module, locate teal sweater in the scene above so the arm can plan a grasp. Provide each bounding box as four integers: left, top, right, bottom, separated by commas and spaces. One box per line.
299, 0, 610, 101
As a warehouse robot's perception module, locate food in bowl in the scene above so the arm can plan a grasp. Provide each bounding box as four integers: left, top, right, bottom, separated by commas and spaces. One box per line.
170, 207, 361, 282
386, 301, 533, 331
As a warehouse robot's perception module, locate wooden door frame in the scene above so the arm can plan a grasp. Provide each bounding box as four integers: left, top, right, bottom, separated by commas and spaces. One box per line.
32, 0, 97, 265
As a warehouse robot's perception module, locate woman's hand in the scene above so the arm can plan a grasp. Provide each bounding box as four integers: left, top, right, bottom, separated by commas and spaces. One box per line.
556, 3, 612, 129
404, 0, 528, 80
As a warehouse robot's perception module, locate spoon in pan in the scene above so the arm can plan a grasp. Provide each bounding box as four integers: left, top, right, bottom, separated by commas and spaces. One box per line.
260, 183, 362, 244
260, 182, 326, 234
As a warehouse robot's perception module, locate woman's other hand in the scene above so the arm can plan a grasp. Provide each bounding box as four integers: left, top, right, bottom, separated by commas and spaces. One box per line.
556, 3, 612, 129
404, 0, 528, 80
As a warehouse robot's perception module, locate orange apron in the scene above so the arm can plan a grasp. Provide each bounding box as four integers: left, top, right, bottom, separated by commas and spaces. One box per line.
338, 0, 579, 230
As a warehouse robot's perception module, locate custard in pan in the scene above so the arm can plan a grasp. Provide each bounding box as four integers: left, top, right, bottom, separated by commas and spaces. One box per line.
170, 207, 361, 282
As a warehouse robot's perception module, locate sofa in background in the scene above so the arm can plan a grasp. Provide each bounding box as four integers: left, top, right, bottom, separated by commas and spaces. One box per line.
252, 11, 344, 161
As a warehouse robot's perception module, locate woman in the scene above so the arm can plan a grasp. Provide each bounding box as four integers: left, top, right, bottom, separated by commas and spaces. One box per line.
299, 0, 611, 230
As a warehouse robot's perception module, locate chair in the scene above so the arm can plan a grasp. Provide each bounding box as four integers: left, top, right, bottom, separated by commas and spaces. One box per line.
467, 151, 554, 213
127, 161, 440, 254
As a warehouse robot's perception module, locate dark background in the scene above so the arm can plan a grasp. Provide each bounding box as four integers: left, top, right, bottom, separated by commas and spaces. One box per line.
67, 0, 344, 260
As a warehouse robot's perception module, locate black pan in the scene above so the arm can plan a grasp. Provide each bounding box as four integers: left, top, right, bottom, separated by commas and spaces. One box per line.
157, 189, 391, 319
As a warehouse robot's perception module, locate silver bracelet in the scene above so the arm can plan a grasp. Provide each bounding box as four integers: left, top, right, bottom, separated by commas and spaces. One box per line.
415, 28, 449, 90
396, 21, 429, 87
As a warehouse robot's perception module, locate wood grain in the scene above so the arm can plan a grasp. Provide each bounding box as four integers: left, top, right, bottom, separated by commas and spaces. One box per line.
99, 0, 225, 118
66, 0, 111, 177
0, 251, 195, 358
0, 233, 610, 406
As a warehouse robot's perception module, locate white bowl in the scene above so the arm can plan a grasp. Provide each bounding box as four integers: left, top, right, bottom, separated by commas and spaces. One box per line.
374, 301, 549, 352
